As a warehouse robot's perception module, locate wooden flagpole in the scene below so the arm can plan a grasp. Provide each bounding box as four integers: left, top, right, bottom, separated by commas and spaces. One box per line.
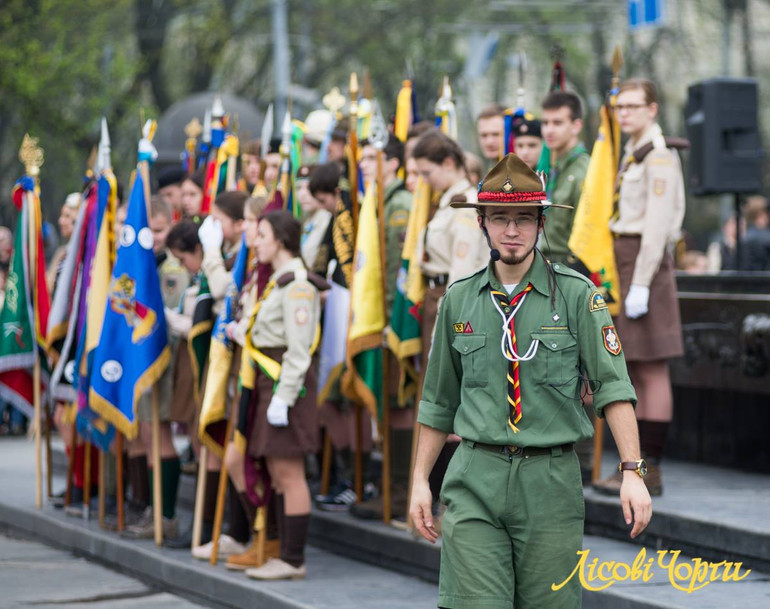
34, 358, 42, 509
210, 395, 239, 565
98, 450, 106, 527
65, 417, 76, 507
45, 398, 52, 498
83, 440, 92, 519
191, 445, 208, 552
151, 386, 163, 546
116, 433, 125, 530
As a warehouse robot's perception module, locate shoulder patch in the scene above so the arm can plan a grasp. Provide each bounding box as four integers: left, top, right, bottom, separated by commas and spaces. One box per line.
589, 290, 608, 313
653, 179, 666, 196
455, 241, 469, 259
288, 283, 315, 301
602, 325, 622, 355
388, 210, 409, 228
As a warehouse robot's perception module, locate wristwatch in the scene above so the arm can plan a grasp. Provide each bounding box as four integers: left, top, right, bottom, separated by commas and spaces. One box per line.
618, 459, 647, 478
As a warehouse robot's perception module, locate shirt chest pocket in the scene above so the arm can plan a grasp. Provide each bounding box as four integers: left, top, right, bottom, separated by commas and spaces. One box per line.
451, 334, 487, 387
529, 331, 579, 384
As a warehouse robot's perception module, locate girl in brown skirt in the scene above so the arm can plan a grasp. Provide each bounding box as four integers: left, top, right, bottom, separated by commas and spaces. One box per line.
594, 78, 686, 496
241, 210, 324, 581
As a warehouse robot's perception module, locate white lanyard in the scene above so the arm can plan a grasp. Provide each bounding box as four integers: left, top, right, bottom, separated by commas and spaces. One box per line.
489, 290, 539, 363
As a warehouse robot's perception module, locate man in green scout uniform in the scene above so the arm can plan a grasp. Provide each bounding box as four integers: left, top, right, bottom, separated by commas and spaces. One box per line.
410, 154, 652, 609
540, 91, 590, 263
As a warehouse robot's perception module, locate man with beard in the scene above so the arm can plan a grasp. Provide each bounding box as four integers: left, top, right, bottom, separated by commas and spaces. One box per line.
409, 154, 650, 609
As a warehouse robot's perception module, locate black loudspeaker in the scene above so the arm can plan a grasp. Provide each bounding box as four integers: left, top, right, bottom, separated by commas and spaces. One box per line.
685, 78, 763, 195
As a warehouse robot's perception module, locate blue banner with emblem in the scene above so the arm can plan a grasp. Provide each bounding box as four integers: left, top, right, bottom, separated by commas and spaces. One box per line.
89, 166, 171, 439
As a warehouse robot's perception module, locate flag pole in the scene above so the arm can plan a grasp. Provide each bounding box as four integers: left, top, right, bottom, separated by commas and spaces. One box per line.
191, 446, 208, 552
65, 414, 76, 507
98, 449, 106, 527
116, 433, 125, 530
210, 395, 239, 565
348, 73, 360, 234
84, 440, 92, 519
45, 398, 53, 498
34, 357, 42, 508
151, 385, 163, 546
370, 98, 391, 524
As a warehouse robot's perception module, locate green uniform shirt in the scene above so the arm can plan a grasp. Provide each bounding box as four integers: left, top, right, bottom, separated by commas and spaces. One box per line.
383, 178, 412, 316
543, 145, 590, 263
418, 254, 636, 447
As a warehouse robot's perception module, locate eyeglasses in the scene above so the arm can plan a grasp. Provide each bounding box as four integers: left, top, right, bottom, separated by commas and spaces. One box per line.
614, 103, 649, 113
486, 215, 538, 230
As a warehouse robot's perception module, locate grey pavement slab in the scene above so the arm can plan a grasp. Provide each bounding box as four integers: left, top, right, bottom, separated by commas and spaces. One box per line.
0, 533, 202, 608
0, 438, 438, 609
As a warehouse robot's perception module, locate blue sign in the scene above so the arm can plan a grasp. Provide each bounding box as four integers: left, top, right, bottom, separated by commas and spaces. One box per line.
629, 0, 665, 30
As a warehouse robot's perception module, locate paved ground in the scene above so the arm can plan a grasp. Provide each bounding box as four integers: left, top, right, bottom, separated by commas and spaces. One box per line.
0, 532, 204, 608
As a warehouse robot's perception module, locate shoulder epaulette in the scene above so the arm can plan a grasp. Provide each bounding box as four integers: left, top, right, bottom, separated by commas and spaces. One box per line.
633, 137, 690, 164
446, 266, 486, 292
276, 270, 331, 291
550, 261, 595, 288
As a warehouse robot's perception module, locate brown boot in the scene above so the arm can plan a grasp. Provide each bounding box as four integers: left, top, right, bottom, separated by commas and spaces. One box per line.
644, 464, 663, 496
226, 539, 261, 571
592, 471, 622, 496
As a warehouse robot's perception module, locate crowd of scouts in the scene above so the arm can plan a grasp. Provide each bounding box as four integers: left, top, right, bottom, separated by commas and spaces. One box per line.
33, 76, 682, 592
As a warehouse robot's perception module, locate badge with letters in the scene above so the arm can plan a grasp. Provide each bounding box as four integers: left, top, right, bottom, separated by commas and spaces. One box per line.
602, 325, 622, 355
589, 290, 608, 313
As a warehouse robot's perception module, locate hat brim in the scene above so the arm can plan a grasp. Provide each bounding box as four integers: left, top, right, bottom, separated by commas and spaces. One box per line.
450, 200, 573, 210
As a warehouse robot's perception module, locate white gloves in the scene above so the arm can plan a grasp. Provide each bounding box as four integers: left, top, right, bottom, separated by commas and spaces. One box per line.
198, 216, 223, 253
164, 306, 191, 338
624, 284, 650, 319
266, 395, 289, 427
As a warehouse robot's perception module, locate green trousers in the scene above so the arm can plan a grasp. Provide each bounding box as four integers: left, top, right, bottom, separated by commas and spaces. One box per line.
438, 440, 584, 609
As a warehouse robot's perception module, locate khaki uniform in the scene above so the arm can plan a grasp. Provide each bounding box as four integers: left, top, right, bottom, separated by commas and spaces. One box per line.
300, 208, 333, 270
416, 178, 488, 285
609, 123, 685, 287
250, 257, 320, 407
541, 144, 590, 263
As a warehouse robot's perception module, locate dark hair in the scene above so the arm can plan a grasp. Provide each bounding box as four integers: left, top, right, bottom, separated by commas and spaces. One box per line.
260, 210, 301, 257
406, 121, 437, 141
476, 103, 506, 122
241, 138, 261, 158
542, 91, 583, 121
157, 166, 187, 189
149, 195, 172, 223
165, 219, 200, 253
411, 130, 465, 169
213, 190, 247, 222
185, 167, 206, 190
618, 78, 659, 105
309, 162, 341, 196
384, 137, 405, 169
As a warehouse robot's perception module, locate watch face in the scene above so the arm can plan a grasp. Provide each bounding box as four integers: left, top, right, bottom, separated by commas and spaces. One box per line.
638, 460, 648, 477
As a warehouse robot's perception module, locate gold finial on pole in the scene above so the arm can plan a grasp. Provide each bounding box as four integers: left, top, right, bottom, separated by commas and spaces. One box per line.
19, 134, 44, 177
323, 87, 347, 119
349, 72, 360, 117
185, 117, 203, 140
611, 45, 624, 89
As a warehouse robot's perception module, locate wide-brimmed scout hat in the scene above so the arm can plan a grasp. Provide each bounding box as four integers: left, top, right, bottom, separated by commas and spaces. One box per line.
451, 153, 572, 209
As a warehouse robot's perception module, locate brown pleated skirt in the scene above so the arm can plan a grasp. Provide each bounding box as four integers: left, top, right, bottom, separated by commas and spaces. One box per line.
248, 348, 319, 459
169, 339, 197, 425
613, 236, 684, 362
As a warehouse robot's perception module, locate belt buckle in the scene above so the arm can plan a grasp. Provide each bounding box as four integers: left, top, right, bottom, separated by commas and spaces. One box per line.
506, 445, 522, 457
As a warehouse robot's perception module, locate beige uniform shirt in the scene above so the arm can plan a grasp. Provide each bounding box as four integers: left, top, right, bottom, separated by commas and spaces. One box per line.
249, 257, 320, 406
301, 208, 333, 270
416, 178, 488, 285
609, 123, 685, 287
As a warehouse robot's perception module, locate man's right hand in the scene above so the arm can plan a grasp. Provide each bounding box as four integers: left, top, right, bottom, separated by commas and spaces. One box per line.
410, 479, 438, 544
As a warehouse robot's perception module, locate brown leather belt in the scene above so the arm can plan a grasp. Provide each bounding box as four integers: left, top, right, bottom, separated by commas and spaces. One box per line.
470, 441, 574, 459
425, 273, 449, 289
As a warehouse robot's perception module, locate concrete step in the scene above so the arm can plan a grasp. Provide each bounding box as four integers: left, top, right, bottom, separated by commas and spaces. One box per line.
39, 436, 770, 608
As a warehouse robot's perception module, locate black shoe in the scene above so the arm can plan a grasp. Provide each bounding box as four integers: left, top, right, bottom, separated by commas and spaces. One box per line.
52, 487, 83, 510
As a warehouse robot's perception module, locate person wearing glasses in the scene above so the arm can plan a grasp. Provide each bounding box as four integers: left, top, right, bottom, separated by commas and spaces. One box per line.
410, 153, 650, 609
593, 78, 685, 498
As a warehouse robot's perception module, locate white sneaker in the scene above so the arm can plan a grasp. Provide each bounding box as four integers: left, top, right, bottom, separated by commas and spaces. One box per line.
192, 534, 248, 561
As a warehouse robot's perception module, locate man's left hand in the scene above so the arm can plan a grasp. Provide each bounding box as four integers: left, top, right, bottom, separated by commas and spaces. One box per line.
620, 473, 652, 538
